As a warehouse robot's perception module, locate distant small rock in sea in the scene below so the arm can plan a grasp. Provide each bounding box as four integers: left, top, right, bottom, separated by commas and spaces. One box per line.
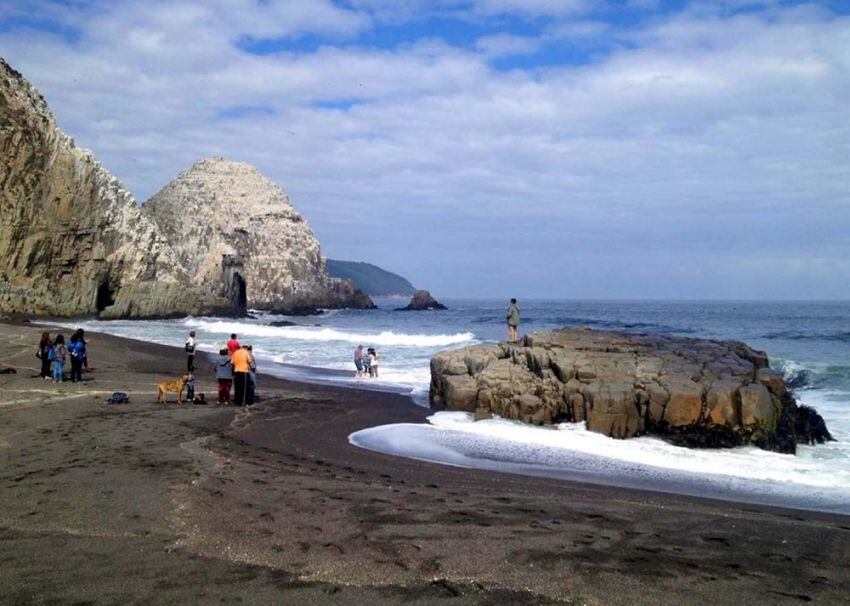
396, 290, 447, 311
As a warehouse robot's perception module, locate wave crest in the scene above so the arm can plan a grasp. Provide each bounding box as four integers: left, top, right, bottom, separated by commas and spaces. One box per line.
188, 319, 475, 347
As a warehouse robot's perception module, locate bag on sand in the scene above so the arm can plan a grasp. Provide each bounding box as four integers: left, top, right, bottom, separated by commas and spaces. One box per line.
106, 392, 130, 405
192, 393, 207, 405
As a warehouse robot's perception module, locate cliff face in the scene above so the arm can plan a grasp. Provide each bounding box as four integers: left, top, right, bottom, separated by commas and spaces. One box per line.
0, 58, 227, 318
0, 58, 371, 318
143, 158, 374, 313
431, 328, 833, 454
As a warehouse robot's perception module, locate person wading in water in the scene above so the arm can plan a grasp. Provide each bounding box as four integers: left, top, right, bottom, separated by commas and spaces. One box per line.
506, 298, 520, 342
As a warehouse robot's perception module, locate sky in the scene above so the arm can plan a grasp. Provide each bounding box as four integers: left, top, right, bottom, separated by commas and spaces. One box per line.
2, 0, 850, 299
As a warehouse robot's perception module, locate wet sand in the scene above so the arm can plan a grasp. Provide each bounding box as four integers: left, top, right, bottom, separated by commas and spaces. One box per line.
1, 321, 848, 604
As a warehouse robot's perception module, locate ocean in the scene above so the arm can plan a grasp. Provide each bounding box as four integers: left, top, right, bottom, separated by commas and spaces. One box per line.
60, 299, 850, 513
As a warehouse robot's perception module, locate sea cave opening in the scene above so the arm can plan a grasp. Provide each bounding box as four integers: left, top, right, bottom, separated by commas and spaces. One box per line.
232, 272, 247, 312
95, 280, 116, 312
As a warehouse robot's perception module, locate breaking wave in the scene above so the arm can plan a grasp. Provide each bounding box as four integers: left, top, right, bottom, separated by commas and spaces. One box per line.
188, 319, 475, 348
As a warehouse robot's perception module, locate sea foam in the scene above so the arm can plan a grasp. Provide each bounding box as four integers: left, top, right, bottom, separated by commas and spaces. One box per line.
349, 411, 850, 514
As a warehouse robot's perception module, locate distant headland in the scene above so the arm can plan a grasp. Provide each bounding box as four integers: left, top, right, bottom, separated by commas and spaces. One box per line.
326, 260, 416, 298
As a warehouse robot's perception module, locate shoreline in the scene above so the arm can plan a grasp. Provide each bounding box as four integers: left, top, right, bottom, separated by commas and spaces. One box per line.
2, 321, 849, 603
24, 317, 849, 515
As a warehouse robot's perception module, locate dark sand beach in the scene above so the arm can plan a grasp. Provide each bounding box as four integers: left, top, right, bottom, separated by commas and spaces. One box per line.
1, 322, 848, 604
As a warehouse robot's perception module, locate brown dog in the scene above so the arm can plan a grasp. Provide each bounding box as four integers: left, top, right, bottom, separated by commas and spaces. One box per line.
156, 374, 189, 404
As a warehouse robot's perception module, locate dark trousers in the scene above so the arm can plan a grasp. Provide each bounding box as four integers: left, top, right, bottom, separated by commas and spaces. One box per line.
246, 373, 255, 406
187, 354, 194, 372
217, 379, 232, 404
233, 372, 248, 406
70, 357, 83, 382
40, 356, 51, 378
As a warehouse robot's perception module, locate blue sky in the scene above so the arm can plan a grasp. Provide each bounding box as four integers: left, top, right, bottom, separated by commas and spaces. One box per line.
2, 0, 850, 298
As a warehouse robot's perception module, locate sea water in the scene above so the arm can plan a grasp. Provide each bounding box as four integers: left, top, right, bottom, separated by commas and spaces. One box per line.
59, 299, 850, 513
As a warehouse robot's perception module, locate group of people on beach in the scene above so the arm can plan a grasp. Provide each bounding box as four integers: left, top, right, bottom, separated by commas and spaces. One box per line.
34, 298, 519, 399
353, 344, 380, 378
36, 329, 89, 383
185, 331, 258, 406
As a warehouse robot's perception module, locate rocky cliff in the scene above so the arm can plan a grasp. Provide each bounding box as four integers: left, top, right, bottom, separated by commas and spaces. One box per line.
0, 58, 226, 318
431, 328, 833, 454
0, 58, 372, 318
143, 158, 374, 314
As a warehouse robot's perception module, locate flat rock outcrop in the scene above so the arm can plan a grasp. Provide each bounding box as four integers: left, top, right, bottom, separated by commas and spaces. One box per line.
430, 328, 833, 454
144, 158, 374, 314
396, 290, 447, 311
0, 58, 224, 318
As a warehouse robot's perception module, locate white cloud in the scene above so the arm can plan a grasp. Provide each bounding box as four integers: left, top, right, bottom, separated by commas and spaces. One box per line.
2, 1, 849, 297
474, 33, 542, 57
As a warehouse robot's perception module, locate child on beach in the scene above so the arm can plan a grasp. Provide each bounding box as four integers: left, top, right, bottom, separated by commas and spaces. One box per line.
36, 332, 52, 379
354, 345, 365, 377
368, 348, 380, 378
185, 373, 195, 403
51, 334, 66, 383
362, 349, 372, 377
214, 347, 233, 405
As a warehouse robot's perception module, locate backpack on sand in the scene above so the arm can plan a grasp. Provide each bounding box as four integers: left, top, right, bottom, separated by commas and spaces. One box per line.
106, 392, 130, 405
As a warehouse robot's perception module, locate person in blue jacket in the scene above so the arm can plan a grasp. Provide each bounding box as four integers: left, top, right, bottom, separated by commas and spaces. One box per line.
68, 330, 86, 383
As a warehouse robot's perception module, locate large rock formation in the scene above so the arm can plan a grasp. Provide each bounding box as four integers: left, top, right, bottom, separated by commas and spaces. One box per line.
0, 57, 373, 318
430, 328, 833, 454
0, 58, 226, 318
143, 158, 374, 314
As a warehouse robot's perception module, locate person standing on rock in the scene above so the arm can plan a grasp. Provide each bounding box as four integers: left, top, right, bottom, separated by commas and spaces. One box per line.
185, 331, 197, 372
506, 298, 520, 342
